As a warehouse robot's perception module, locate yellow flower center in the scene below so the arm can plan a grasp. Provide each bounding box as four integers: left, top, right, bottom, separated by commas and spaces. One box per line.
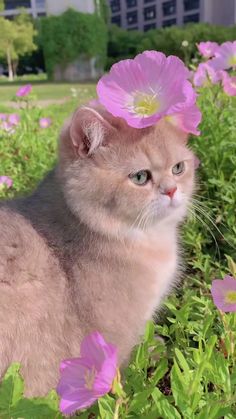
133, 93, 160, 117
225, 290, 236, 304
84, 366, 96, 390
228, 55, 236, 66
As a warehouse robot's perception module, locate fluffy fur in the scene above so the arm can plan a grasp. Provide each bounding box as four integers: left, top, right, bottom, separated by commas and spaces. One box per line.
0, 106, 195, 396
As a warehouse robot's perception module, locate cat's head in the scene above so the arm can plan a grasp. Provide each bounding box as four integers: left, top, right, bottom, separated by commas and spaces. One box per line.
58, 105, 195, 237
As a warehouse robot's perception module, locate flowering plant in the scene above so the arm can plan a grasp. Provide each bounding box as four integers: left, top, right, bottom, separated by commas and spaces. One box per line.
57, 332, 118, 415
97, 51, 201, 134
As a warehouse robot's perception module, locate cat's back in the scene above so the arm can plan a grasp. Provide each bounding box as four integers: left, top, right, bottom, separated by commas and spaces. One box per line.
0, 204, 63, 288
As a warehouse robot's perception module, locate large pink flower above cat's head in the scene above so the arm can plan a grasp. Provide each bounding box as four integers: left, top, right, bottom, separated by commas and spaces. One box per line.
97, 51, 201, 134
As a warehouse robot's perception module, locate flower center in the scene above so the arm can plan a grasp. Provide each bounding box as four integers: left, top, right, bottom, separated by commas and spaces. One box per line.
84, 366, 96, 390
225, 290, 236, 304
229, 55, 236, 66
133, 92, 160, 117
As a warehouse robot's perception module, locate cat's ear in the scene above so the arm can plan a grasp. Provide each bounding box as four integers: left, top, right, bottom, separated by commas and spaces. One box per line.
70, 106, 117, 157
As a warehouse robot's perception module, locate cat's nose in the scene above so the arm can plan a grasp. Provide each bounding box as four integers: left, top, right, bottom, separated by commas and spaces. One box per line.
162, 187, 177, 199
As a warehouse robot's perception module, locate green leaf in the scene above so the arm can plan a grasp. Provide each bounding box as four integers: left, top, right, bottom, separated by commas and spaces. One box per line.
151, 387, 181, 419
98, 395, 116, 419
0, 363, 24, 417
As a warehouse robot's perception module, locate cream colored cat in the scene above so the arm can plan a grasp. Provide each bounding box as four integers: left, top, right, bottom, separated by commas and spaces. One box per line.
0, 105, 195, 396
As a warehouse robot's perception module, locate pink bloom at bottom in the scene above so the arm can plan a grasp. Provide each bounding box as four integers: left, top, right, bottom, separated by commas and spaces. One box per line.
0, 176, 13, 189
39, 117, 51, 129
57, 332, 118, 415
211, 276, 236, 312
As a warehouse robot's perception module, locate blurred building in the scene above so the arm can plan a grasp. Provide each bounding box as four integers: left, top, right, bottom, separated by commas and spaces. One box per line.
0, 0, 46, 18
46, 0, 95, 15
0, 0, 95, 18
109, 0, 236, 31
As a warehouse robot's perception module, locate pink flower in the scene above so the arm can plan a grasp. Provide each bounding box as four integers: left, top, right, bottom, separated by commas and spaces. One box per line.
8, 113, 20, 126
16, 84, 32, 97
0, 121, 15, 134
0, 176, 13, 189
197, 42, 219, 58
165, 103, 201, 136
210, 41, 236, 70
97, 51, 200, 134
193, 62, 221, 87
211, 276, 236, 312
220, 71, 236, 96
57, 332, 118, 415
0, 113, 6, 121
39, 117, 51, 129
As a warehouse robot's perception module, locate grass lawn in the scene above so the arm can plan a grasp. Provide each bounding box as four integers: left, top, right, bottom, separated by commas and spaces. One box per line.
0, 84, 236, 418
0, 81, 96, 102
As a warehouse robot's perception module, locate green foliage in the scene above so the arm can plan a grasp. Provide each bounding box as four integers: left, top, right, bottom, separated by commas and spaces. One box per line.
39, 9, 107, 79
0, 82, 236, 417
0, 12, 37, 80
107, 22, 236, 68
0, 363, 62, 418
94, 0, 110, 24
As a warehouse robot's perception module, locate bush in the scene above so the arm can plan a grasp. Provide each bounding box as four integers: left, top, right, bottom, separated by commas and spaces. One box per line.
39, 9, 108, 79
107, 23, 236, 68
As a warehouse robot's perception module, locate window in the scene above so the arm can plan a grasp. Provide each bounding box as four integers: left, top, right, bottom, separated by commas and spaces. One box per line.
37, 12, 46, 17
162, 18, 176, 27
127, 10, 138, 24
144, 0, 155, 3
35, 0, 45, 8
183, 0, 200, 12
144, 5, 156, 21
110, 0, 120, 13
183, 13, 199, 23
4, 0, 31, 9
128, 26, 139, 30
162, 1, 176, 16
144, 23, 156, 31
126, 0, 137, 8
111, 14, 121, 25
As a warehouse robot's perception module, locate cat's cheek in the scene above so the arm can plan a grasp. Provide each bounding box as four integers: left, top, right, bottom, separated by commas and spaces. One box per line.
171, 189, 183, 208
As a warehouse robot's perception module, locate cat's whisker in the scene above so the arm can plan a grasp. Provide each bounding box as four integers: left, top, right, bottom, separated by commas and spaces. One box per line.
191, 198, 235, 249
187, 206, 221, 258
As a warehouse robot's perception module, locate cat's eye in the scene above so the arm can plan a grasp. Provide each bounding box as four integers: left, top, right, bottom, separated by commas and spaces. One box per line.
172, 161, 185, 176
129, 170, 152, 186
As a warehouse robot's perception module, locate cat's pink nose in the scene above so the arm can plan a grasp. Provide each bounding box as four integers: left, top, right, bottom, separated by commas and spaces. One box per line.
164, 187, 177, 199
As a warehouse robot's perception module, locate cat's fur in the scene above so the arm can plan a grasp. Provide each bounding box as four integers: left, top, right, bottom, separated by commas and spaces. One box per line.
0, 106, 195, 396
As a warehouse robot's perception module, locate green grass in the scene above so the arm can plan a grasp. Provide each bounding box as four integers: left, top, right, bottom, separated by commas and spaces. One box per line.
0, 81, 96, 102
0, 85, 236, 418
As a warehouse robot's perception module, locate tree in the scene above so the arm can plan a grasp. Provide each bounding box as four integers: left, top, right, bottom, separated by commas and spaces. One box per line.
0, 12, 37, 81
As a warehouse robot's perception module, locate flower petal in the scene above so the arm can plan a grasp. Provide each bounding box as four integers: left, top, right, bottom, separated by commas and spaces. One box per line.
211, 276, 236, 312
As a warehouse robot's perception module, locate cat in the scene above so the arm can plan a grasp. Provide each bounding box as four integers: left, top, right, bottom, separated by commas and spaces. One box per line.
0, 105, 195, 396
